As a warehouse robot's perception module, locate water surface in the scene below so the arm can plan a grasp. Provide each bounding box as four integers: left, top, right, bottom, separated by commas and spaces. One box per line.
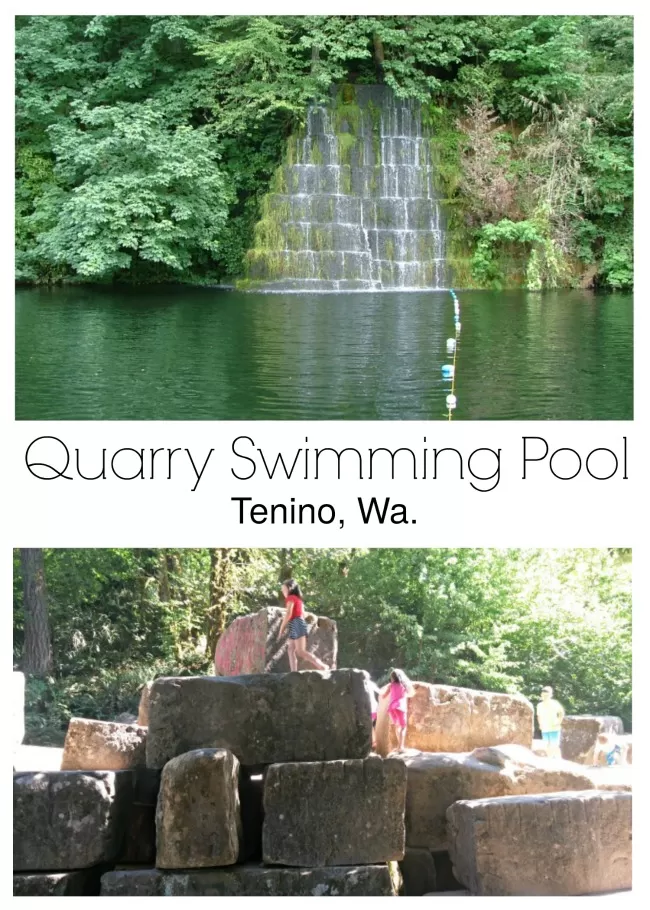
15, 287, 633, 420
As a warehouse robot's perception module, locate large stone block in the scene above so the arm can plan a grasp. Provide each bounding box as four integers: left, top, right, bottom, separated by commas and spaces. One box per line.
101, 864, 400, 896
138, 681, 154, 725
561, 715, 625, 764
13, 870, 102, 896
376, 682, 533, 756
13, 671, 25, 745
263, 755, 406, 866
404, 745, 598, 850
62, 717, 147, 771
447, 790, 632, 895
214, 606, 337, 675
13, 770, 132, 871
146, 670, 371, 768
156, 748, 242, 868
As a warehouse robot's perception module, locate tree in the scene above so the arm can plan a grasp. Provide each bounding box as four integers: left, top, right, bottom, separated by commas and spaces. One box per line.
20, 548, 53, 676
207, 548, 236, 659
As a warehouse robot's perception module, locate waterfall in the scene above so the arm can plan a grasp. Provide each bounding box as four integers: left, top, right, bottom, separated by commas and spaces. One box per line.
245, 85, 448, 291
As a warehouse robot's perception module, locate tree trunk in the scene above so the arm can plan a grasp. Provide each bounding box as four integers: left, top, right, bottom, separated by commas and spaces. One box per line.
373, 33, 385, 83
207, 549, 235, 659
311, 44, 320, 75
278, 548, 293, 605
20, 548, 53, 677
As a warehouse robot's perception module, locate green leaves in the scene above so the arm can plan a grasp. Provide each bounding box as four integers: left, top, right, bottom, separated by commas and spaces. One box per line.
34, 103, 233, 279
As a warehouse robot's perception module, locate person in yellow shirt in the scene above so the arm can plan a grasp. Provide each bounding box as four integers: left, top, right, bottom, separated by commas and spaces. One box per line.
536, 686, 565, 758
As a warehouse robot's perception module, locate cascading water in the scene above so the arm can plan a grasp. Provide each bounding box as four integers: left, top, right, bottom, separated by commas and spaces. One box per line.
244, 85, 448, 291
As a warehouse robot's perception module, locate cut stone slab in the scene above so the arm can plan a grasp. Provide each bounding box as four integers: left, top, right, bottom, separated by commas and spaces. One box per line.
404, 746, 599, 850
138, 680, 154, 726
561, 715, 624, 764
447, 790, 632, 896
101, 864, 399, 896
13, 770, 132, 871
214, 606, 337, 675
146, 670, 371, 768
13, 671, 25, 745
399, 847, 437, 895
376, 682, 533, 756
62, 717, 147, 771
263, 755, 406, 866
156, 748, 242, 868
12, 744, 62, 772
13, 870, 102, 896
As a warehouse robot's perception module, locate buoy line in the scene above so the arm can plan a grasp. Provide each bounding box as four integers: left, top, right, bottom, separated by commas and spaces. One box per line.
442, 289, 461, 420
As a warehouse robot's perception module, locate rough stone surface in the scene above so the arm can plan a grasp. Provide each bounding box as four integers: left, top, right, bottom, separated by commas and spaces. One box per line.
13, 744, 63, 772
561, 715, 624, 764
146, 670, 371, 768
101, 864, 399, 896
447, 790, 632, 896
156, 748, 242, 868
138, 681, 154, 726
13, 770, 132, 871
404, 746, 599, 850
399, 847, 437, 895
214, 606, 337, 675
62, 717, 147, 771
376, 682, 533, 756
13, 671, 25, 745
13, 870, 101, 896
263, 755, 406, 866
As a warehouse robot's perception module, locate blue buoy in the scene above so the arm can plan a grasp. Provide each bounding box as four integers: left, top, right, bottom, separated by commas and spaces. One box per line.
446, 393, 457, 409
442, 364, 455, 378
446, 338, 456, 353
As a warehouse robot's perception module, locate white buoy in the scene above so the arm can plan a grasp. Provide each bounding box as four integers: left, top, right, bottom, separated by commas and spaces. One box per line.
446, 394, 457, 409
455, 321, 461, 334
446, 338, 456, 353
454, 301, 460, 316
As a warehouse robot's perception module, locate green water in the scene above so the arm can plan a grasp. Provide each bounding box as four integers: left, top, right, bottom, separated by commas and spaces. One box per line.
15, 287, 632, 420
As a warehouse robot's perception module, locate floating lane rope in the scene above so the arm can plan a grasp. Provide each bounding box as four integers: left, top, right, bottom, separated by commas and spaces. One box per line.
442, 289, 461, 420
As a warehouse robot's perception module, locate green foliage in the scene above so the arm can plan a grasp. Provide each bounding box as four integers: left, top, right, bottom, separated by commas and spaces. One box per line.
15, 14, 633, 287
14, 548, 632, 743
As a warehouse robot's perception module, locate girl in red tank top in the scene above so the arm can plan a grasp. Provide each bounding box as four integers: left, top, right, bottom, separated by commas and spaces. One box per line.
279, 578, 329, 672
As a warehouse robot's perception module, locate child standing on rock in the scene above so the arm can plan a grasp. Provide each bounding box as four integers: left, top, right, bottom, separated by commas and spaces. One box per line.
279, 579, 329, 672
381, 668, 416, 752
536, 686, 565, 758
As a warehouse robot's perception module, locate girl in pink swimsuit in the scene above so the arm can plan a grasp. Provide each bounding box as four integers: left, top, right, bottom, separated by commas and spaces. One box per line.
382, 668, 416, 752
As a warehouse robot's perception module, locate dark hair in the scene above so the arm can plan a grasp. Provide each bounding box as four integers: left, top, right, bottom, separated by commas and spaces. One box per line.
390, 668, 409, 686
282, 578, 302, 598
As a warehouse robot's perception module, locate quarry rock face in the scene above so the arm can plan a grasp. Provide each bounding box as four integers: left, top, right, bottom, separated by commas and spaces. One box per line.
62, 717, 147, 771
404, 746, 598, 851
101, 864, 400, 896
146, 670, 371, 768
263, 755, 406, 866
156, 748, 242, 868
214, 607, 337, 675
447, 790, 632, 895
561, 715, 625, 764
376, 682, 533, 756
138, 681, 154, 726
13, 770, 132, 871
